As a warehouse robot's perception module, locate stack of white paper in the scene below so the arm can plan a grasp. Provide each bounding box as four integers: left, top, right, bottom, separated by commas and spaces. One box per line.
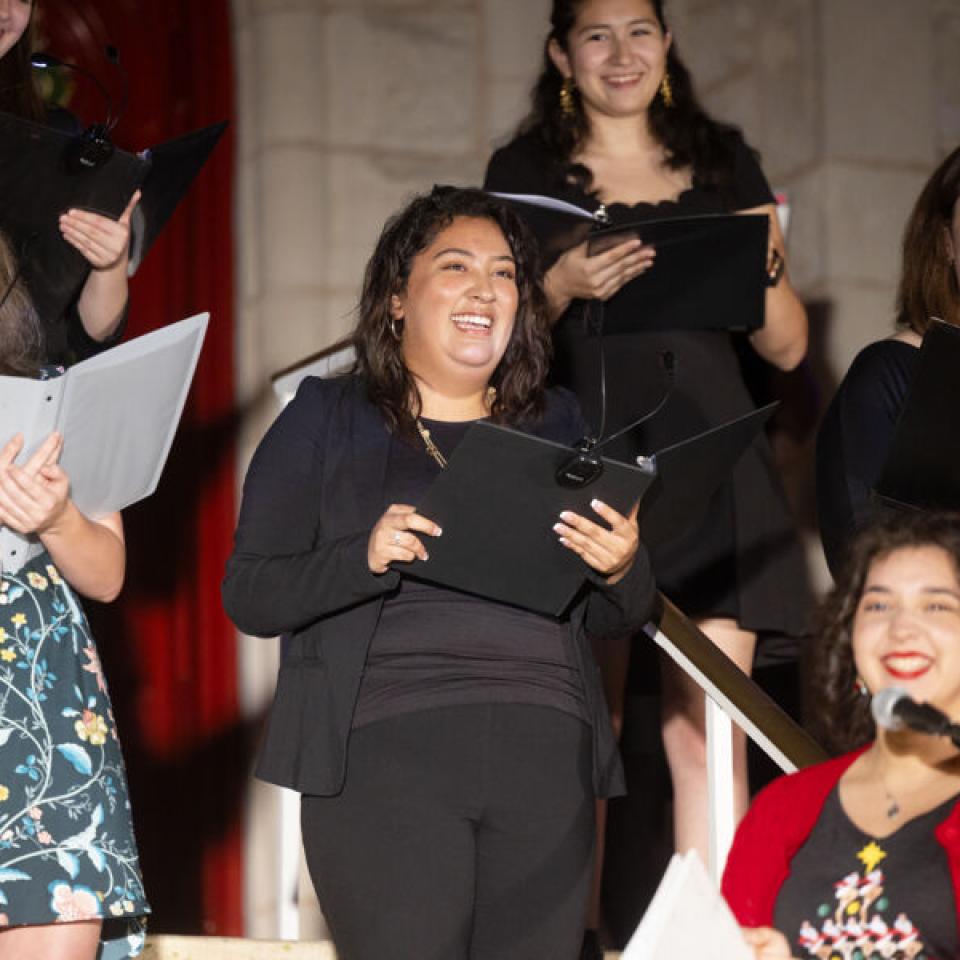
621, 850, 753, 960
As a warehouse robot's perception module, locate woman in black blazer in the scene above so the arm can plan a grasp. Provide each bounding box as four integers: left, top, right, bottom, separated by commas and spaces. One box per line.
223, 187, 654, 960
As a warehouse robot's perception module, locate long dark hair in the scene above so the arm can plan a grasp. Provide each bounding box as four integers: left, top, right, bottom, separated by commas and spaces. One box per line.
352, 186, 552, 435
896, 144, 960, 336
520, 0, 743, 199
0, 1, 43, 121
0, 231, 43, 376
810, 511, 960, 754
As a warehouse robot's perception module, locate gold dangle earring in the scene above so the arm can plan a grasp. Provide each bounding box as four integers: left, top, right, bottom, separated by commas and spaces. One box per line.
660, 71, 674, 108
559, 77, 577, 119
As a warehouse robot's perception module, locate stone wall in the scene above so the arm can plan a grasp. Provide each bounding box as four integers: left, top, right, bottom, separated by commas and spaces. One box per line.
229, 0, 959, 938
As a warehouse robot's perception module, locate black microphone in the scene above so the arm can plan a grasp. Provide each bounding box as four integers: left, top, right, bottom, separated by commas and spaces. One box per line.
31, 48, 126, 172
555, 351, 675, 488
871, 686, 954, 738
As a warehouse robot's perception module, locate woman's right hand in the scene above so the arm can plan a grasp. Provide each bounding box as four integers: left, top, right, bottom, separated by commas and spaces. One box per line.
367, 503, 443, 574
742, 926, 796, 959
544, 236, 656, 319
0, 432, 70, 536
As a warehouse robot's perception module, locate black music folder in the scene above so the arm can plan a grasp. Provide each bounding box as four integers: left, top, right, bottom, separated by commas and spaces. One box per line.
410, 422, 655, 616
490, 191, 768, 332
0, 111, 225, 319
406, 404, 774, 615
874, 321, 960, 512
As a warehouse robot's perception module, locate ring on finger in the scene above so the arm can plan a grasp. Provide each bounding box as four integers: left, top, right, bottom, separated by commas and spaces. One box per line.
391, 531, 403, 545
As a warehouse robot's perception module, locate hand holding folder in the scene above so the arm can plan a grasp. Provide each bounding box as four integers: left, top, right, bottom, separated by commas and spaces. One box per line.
490, 191, 768, 332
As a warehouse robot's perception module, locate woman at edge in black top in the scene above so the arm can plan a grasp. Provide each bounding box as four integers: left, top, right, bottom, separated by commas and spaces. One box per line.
817, 144, 960, 578
483, 0, 809, 900
223, 188, 655, 960
0, 0, 138, 364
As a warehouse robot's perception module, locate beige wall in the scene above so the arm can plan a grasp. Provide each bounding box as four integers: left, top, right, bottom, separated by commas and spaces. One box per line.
229, 0, 960, 938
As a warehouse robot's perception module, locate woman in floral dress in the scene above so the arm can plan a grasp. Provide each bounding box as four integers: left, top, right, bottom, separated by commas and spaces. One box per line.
0, 231, 149, 959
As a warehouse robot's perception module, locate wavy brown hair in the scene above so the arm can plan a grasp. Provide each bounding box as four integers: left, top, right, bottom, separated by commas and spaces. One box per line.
0, 231, 43, 376
809, 511, 960, 754
351, 186, 552, 436
896, 145, 960, 336
0, 1, 43, 121
518, 0, 745, 201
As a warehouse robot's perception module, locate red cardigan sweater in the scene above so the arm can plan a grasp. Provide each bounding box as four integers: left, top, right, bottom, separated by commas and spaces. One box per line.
721, 747, 960, 935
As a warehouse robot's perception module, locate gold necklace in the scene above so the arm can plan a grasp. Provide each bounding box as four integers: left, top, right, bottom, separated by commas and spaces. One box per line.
415, 420, 448, 469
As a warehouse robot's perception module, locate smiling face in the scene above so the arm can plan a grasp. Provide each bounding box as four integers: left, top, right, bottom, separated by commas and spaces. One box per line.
549, 0, 671, 121
0, 0, 32, 61
389, 216, 519, 395
852, 545, 960, 718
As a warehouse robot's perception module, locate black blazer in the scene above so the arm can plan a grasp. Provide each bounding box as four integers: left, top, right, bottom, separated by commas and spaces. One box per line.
223, 375, 655, 797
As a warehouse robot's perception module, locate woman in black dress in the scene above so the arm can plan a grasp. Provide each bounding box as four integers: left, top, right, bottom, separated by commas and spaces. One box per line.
816, 144, 960, 578
0, 0, 137, 364
484, 0, 810, 873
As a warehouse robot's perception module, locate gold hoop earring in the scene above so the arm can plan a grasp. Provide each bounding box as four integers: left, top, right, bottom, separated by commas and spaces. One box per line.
660, 71, 674, 108
559, 77, 577, 119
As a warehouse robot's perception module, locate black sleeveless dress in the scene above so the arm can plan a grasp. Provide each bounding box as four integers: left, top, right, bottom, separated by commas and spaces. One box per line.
485, 130, 810, 645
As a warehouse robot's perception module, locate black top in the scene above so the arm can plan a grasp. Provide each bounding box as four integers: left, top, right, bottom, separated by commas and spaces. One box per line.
816, 339, 919, 577
484, 130, 810, 645
774, 787, 957, 960
353, 419, 587, 729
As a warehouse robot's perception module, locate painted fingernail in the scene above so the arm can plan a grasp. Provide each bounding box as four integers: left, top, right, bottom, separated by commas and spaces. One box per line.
434, 527, 443, 537
423, 552, 429, 561
591, 499, 605, 510
553, 522, 564, 534
558, 537, 569, 546
559, 511, 574, 522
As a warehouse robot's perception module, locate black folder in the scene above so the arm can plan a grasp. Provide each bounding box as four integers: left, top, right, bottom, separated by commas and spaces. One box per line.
0, 111, 225, 319
411, 422, 655, 616
587, 214, 767, 332
407, 404, 774, 615
874, 321, 960, 512
490, 191, 767, 332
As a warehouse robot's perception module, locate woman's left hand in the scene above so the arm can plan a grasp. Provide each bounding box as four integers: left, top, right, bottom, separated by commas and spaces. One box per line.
554, 499, 640, 584
59, 190, 141, 271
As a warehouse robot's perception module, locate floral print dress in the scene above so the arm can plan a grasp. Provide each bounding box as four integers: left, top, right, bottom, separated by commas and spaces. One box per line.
0, 551, 149, 959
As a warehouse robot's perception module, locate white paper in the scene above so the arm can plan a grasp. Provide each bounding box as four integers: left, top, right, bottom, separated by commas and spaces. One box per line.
0, 312, 208, 517
488, 191, 597, 220
621, 850, 753, 960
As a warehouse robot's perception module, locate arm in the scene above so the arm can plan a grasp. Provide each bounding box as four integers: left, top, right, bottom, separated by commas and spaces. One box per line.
222, 381, 401, 638
61, 191, 140, 346
743, 201, 808, 371
0, 433, 124, 602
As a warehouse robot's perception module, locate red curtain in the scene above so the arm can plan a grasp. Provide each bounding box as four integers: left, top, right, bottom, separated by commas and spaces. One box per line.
39, 0, 243, 935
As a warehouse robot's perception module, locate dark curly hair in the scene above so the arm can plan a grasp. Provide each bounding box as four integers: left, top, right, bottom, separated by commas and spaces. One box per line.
519, 0, 744, 201
0, 1, 44, 121
351, 186, 552, 436
0, 230, 43, 376
896, 144, 960, 336
810, 511, 960, 754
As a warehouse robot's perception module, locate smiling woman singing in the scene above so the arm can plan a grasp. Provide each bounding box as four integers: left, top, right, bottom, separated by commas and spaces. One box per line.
222, 187, 655, 960
723, 511, 960, 960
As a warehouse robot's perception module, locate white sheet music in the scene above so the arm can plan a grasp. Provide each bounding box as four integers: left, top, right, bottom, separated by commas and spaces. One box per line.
0, 312, 208, 518
622, 850, 753, 960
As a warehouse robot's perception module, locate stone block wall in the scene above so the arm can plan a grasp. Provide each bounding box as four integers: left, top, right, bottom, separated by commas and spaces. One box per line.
229, 0, 959, 938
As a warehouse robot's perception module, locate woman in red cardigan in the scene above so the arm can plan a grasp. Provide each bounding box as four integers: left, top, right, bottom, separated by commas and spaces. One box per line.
723, 512, 960, 959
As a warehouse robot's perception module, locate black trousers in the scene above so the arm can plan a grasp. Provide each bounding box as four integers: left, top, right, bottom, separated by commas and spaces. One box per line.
300, 704, 595, 960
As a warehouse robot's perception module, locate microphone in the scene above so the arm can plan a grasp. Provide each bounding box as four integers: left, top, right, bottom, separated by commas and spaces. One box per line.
31, 47, 127, 172
555, 351, 675, 488
871, 687, 956, 740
